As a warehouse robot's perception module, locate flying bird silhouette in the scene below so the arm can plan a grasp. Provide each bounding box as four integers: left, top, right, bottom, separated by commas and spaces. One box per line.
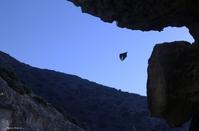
119, 52, 127, 61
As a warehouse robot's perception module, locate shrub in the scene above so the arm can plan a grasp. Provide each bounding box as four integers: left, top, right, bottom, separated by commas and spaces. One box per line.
0, 67, 32, 95
32, 95, 48, 106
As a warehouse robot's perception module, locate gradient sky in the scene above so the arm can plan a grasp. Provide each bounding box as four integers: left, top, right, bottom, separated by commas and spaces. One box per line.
0, 0, 194, 96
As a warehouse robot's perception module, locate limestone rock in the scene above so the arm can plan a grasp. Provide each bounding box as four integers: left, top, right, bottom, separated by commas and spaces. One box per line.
0, 76, 84, 131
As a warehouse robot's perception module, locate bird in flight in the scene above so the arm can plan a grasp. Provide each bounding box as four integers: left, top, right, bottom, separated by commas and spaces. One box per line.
119, 52, 127, 61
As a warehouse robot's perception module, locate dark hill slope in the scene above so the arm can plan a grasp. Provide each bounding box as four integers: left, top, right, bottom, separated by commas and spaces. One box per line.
0, 51, 189, 131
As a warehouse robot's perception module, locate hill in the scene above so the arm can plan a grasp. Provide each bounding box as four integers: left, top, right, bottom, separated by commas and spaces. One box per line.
0, 62, 84, 130
0, 51, 189, 131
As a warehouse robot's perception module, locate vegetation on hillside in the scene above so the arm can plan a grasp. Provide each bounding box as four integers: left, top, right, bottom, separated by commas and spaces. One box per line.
0, 51, 189, 131
0, 66, 31, 95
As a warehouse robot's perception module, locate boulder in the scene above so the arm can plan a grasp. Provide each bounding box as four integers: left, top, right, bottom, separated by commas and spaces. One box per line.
147, 41, 199, 129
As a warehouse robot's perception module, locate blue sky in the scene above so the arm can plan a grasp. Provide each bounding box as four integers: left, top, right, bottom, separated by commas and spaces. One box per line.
0, 0, 194, 95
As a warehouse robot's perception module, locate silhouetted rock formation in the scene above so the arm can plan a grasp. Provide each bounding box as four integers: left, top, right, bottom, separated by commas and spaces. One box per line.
147, 41, 193, 126
147, 41, 199, 130
68, 0, 199, 42
68, 0, 199, 130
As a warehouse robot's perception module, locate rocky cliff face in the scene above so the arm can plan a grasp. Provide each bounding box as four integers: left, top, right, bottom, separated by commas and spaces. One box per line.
68, 0, 199, 130
0, 76, 84, 131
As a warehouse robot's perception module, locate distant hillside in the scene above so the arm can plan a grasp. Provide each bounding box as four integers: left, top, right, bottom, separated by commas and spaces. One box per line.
0, 60, 84, 130
0, 51, 189, 131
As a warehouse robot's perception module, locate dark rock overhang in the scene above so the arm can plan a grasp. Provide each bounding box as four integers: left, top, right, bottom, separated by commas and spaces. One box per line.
68, 0, 199, 32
